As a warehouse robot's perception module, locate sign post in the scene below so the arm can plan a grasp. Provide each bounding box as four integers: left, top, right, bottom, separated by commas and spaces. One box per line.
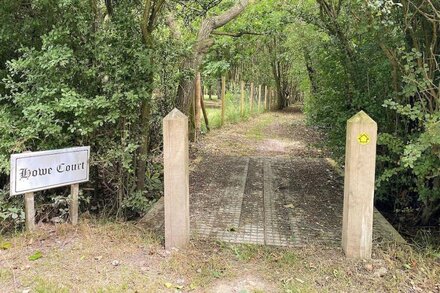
70, 183, 80, 226
24, 192, 35, 232
10, 146, 90, 231
163, 109, 190, 250
342, 111, 377, 259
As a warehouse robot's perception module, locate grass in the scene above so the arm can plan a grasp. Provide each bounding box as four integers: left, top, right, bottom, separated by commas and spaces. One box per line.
0, 268, 13, 282
33, 278, 69, 293
245, 114, 275, 140
1, 220, 440, 292
202, 93, 266, 131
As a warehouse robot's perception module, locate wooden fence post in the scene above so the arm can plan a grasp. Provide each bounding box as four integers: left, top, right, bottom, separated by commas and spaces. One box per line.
269, 88, 272, 111
24, 192, 35, 232
163, 109, 190, 250
342, 111, 377, 259
250, 82, 254, 113
221, 76, 226, 126
194, 72, 202, 141
240, 81, 245, 116
264, 85, 268, 111
70, 183, 79, 225
258, 85, 262, 113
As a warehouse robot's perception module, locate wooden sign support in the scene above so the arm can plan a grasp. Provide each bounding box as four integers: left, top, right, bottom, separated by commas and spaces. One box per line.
342, 111, 377, 259
24, 192, 35, 232
163, 109, 190, 250
70, 184, 79, 225
23, 184, 81, 231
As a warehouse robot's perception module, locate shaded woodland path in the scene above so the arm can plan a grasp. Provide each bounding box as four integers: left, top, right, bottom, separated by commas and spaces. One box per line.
144, 105, 403, 247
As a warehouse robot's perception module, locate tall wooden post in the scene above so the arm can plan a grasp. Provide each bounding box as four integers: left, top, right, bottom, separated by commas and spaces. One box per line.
342, 111, 377, 259
258, 85, 262, 113
200, 94, 210, 132
221, 76, 226, 126
70, 184, 79, 225
250, 82, 254, 113
163, 109, 190, 250
269, 88, 272, 111
240, 81, 245, 116
24, 192, 35, 232
264, 85, 268, 111
194, 72, 202, 141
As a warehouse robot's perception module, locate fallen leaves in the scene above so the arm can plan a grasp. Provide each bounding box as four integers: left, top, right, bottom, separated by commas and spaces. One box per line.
164, 282, 183, 290
28, 251, 42, 261
0, 242, 12, 250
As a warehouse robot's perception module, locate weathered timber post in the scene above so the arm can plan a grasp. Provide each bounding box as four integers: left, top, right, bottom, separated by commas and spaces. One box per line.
272, 89, 275, 110
258, 85, 262, 113
240, 81, 245, 116
221, 76, 226, 126
250, 82, 254, 113
200, 93, 210, 132
342, 111, 377, 259
24, 192, 35, 232
194, 72, 202, 141
264, 85, 268, 111
70, 183, 79, 225
269, 89, 272, 111
163, 109, 190, 250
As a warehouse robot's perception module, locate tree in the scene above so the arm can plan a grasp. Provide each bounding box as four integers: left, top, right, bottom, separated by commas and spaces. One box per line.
175, 0, 251, 120
136, 0, 166, 192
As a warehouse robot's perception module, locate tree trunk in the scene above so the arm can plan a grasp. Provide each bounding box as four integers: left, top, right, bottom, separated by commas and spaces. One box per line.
176, 0, 250, 117
303, 48, 318, 95
135, 0, 165, 193
217, 77, 222, 100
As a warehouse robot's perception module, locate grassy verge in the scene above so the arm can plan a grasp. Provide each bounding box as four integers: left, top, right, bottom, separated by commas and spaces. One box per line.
1, 220, 439, 292
202, 93, 266, 131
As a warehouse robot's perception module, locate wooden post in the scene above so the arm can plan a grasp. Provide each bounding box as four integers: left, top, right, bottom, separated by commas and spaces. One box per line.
240, 81, 245, 116
342, 111, 377, 259
271, 89, 275, 110
200, 93, 210, 132
24, 192, 35, 232
258, 85, 262, 113
194, 72, 202, 141
221, 76, 226, 126
250, 82, 254, 113
70, 184, 79, 225
264, 85, 268, 111
269, 88, 272, 111
163, 109, 190, 250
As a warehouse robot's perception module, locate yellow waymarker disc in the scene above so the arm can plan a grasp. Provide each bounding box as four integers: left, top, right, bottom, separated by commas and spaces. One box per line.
357, 133, 370, 145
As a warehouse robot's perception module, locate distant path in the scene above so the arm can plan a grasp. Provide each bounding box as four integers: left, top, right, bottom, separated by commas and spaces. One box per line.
145, 105, 403, 246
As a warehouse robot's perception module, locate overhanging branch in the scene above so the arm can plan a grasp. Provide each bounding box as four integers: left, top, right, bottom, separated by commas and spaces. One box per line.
212, 30, 268, 37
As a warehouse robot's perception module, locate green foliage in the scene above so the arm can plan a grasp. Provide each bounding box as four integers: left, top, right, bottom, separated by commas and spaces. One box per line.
0, 0, 176, 229
300, 0, 440, 225
0, 188, 25, 232
0, 0, 438, 231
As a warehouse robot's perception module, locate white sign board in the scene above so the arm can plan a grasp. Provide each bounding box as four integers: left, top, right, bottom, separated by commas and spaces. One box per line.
10, 146, 90, 196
